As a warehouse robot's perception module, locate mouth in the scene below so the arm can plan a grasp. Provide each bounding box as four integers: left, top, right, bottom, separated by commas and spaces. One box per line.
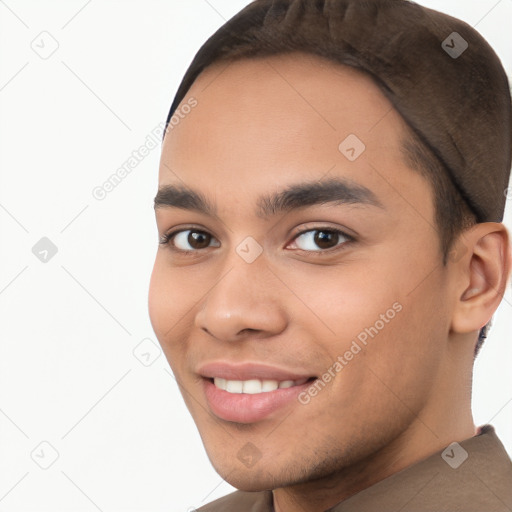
197, 361, 318, 423
209, 376, 315, 394
199, 369, 317, 423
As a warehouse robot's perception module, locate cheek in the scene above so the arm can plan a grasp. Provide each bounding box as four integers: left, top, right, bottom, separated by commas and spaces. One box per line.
284, 260, 401, 343
147, 258, 168, 339
291, 253, 445, 390
147, 256, 191, 348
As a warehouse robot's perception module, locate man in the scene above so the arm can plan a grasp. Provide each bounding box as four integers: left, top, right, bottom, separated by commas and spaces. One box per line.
148, 0, 512, 510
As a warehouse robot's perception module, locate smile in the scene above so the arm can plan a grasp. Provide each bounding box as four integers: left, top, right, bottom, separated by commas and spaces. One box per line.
213, 377, 310, 394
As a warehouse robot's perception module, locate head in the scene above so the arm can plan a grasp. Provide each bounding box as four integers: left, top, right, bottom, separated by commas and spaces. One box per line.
149, 0, 511, 495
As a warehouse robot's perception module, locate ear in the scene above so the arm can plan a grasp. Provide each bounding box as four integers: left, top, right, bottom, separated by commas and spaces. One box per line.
450, 223, 511, 335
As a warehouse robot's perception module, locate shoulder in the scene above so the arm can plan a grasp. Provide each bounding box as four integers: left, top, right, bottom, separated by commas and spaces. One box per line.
197, 489, 273, 511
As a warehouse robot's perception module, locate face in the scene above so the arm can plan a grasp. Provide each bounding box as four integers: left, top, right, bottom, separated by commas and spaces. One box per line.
148, 53, 457, 491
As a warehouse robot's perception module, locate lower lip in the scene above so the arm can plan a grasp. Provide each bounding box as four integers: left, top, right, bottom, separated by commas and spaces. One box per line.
203, 378, 315, 424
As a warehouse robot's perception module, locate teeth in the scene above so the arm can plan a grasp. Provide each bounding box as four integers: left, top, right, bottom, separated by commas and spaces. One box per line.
243, 379, 262, 394
214, 378, 227, 390
213, 377, 308, 394
226, 380, 243, 393
262, 379, 279, 392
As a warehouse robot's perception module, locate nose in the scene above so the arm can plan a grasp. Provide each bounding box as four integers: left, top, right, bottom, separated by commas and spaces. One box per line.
194, 255, 288, 343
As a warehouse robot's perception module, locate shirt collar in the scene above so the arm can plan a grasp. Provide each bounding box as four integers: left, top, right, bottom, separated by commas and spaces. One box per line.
326, 424, 512, 511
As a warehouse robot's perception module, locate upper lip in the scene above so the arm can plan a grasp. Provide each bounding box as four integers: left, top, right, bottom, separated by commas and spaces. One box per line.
197, 361, 315, 381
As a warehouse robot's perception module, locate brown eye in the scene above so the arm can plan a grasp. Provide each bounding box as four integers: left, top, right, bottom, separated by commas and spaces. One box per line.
167, 229, 220, 251
188, 231, 211, 249
291, 228, 350, 252
314, 230, 339, 249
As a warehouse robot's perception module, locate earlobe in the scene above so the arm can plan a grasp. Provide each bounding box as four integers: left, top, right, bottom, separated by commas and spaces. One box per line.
451, 223, 511, 335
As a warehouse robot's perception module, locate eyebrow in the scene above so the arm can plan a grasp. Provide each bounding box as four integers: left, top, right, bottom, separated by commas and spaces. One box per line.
153, 177, 384, 218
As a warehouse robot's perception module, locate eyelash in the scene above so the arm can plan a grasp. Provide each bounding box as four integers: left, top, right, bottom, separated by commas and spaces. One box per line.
159, 226, 354, 256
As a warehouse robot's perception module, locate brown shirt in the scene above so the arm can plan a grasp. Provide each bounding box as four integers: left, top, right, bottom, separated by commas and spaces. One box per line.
198, 424, 512, 511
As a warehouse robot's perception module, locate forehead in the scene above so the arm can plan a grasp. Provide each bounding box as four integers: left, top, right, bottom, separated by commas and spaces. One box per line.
158, 52, 428, 217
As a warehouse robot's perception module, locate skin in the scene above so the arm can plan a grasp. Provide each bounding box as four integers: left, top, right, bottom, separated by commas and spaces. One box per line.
148, 52, 511, 512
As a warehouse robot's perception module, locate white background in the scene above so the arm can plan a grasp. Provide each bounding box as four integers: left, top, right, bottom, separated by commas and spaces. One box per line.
0, 1, 511, 510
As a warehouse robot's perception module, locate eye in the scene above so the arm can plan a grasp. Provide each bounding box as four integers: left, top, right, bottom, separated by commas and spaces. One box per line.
289, 228, 351, 252
160, 229, 220, 252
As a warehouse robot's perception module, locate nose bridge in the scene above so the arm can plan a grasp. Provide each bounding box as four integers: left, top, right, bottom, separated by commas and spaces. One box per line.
194, 245, 287, 341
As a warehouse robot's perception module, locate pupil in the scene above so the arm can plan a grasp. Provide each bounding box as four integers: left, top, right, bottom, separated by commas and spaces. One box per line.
189, 231, 210, 249
314, 230, 337, 249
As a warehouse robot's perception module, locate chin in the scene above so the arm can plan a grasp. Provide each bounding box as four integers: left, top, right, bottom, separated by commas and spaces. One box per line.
208, 455, 277, 491
227, 478, 269, 492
